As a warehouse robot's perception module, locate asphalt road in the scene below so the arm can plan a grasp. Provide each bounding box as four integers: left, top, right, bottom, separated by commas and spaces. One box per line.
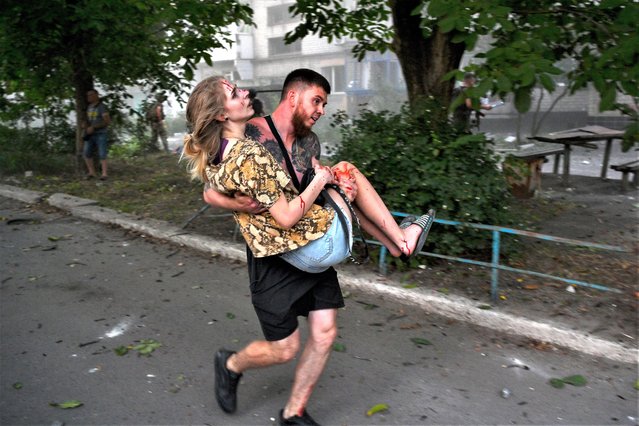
1, 196, 637, 426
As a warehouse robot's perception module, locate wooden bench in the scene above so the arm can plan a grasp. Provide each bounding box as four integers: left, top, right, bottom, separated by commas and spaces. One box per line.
610, 159, 639, 191
512, 146, 565, 173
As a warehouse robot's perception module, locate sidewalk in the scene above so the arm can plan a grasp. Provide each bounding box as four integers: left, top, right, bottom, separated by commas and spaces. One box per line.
2, 183, 636, 364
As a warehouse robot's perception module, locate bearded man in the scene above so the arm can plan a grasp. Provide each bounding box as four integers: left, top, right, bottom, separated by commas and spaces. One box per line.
203, 69, 338, 426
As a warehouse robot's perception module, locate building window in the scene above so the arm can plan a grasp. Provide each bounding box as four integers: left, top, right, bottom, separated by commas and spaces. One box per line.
321, 66, 346, 92
267, 4, 297, 26
268, 37, 301, 56
369, 60, 403, 89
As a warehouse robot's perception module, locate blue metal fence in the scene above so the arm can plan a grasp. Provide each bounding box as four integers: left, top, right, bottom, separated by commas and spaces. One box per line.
373, 212, 629, 301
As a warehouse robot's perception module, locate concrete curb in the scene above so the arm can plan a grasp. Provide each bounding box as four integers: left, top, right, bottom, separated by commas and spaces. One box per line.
2, 184, 637, 364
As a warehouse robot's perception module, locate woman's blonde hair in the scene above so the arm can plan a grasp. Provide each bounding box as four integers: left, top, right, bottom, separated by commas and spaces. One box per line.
182, 76, 226, 182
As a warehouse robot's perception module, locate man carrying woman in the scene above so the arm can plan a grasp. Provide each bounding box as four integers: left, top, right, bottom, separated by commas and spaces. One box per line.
183, 69, 434, 425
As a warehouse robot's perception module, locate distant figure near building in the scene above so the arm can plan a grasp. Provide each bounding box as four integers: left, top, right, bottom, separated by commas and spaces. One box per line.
148, 94, 169, 152
452, 72, 493, 132
83, 89, 111, 180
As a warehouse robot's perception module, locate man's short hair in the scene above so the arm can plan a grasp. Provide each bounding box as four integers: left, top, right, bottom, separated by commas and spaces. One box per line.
280, 68, 331, 101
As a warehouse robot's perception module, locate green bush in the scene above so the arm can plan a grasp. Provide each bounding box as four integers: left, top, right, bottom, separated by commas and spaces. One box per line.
332, 101, 514, 255
0, 124, 71, 174
109, 136, 145, 159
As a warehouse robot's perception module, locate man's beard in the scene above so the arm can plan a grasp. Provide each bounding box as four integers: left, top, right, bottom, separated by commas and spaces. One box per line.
292, 108, 312, 138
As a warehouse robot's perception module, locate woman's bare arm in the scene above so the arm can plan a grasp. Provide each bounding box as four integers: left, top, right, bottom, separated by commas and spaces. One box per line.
268, 164, 332, 229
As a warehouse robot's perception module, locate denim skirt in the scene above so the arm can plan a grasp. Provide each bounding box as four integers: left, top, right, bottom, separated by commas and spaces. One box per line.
279, 206, 352, 273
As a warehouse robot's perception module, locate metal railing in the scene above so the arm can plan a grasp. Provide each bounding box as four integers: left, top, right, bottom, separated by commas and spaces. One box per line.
373, 212, 629, 301
184, 206, 629, 302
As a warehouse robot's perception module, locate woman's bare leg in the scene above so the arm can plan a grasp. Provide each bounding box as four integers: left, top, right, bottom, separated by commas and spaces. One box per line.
355, 208, 403, 257
333, 161, 425, 257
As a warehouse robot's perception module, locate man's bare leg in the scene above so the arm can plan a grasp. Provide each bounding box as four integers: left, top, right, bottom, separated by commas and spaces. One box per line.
84, 157, 97, 177
226, 330, 301, 373
100, 159, 108, 178
282, 308, 338, 419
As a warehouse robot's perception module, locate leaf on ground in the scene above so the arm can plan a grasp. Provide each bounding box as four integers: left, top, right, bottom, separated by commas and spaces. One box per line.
332, 342, 346, 352
402, 283, 418, 289
366, 403, 389, 417
48, 236, 61, 241
114, 346, 129, 356
13, 382, 22, 390
132, 339, 161, 356
478, 304, 492, 310
549, 378, 565, 388
523, 284, 539, 290
561, 374, 587, 386
437, 288, 449, 294
49, 400, 83, 409
634, 380, 639, 390
410, 337, 432, 346
226, 312, 236, 319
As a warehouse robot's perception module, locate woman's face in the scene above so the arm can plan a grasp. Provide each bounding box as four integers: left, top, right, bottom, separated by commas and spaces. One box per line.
221, 80, 253, 122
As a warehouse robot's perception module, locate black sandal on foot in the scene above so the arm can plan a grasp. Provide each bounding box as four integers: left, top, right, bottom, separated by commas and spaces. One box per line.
279, 409, 320, 426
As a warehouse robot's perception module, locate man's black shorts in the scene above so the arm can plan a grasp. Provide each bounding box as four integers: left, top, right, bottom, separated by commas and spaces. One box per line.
246, 247, 344, 342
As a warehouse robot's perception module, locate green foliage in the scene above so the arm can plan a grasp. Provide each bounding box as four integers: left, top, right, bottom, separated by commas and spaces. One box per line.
49, 400, 83, 409
549, 374, 587, 389
286, 0, 392, 61
332, 101, 513, 255
0, 0, 253, 132
0, 123, 73, 174
109, 137, 145, 159
287, 0, 638, 125
114, 339, 162, 357
433, 1, 638, 118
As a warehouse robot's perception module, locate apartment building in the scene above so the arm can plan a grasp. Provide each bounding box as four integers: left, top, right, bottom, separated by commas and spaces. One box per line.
196, 0, 406, 118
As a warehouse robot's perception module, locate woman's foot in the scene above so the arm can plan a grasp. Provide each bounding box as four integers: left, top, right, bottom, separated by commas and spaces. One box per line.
399, 210, 435, 257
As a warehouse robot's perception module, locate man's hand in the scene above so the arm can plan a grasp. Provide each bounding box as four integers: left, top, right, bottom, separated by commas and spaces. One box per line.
203, 186, 266, 214
231, 193, 266, 214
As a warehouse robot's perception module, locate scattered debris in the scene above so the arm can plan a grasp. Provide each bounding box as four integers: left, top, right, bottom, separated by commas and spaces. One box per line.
410, 337, 432, 346
399, 322, 422, 330
332, 342, 346, 352
49, 400, 83, 409
114, 339, 162, 357
366, 403, 389, 417
549, 374, 587, 389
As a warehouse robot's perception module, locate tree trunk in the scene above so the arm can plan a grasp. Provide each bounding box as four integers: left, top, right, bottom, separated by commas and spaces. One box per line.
390, 0, 466, 114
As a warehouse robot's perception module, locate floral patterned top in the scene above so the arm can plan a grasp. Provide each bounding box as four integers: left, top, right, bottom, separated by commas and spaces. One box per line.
206, 137, 334, 258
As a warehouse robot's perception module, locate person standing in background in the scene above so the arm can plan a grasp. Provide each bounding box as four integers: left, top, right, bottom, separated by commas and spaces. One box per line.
83, 89, 111, 180
452, 72, 493, 132
149, 94, 169, 152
